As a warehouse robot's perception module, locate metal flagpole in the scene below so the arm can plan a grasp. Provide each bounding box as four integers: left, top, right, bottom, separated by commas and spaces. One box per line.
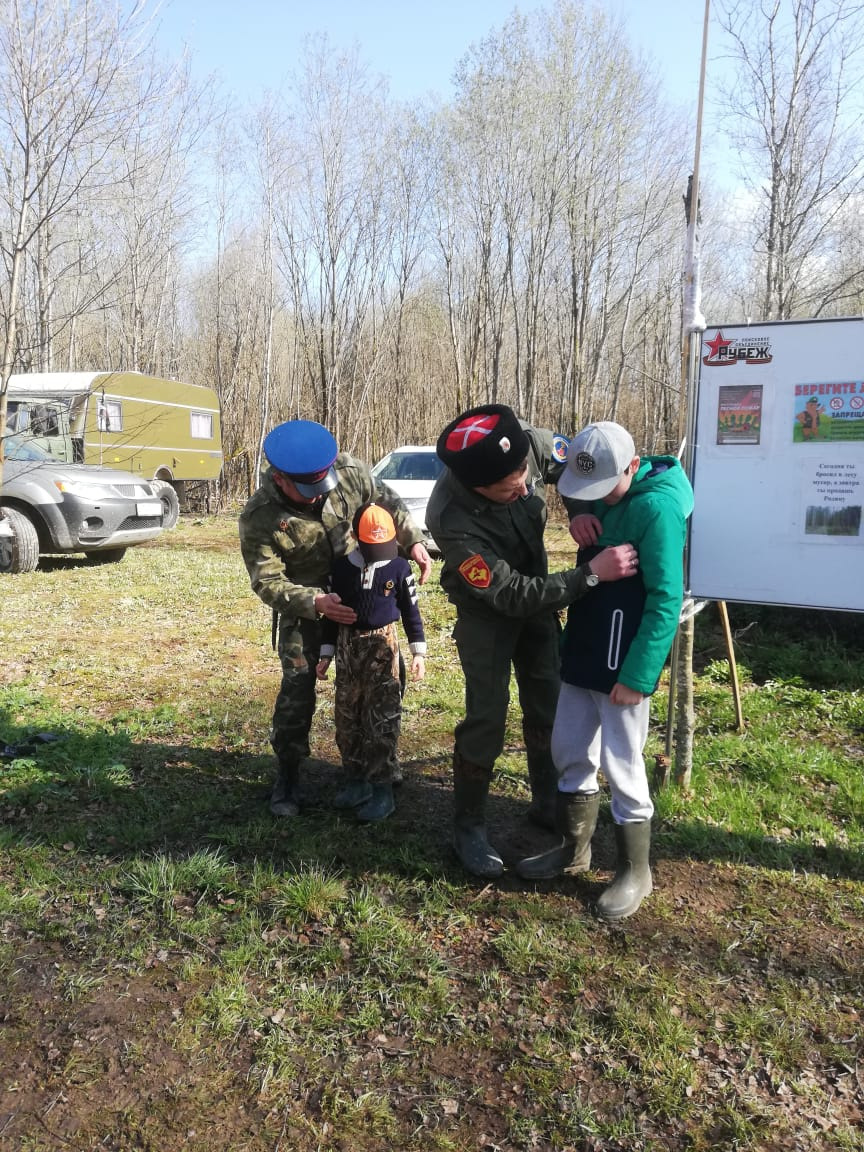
664, 0, 712, 783
682, 0, 710, 474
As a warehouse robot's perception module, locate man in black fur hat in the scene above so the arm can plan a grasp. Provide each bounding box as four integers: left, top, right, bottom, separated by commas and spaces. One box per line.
426, 404, 636, 878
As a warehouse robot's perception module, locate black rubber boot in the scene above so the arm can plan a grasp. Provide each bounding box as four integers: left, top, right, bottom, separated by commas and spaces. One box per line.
333, 779, 373, 809
516, 790, 601, 880
355, 782, 395, 823
595, 819, 653, 921
522, 723, 558, 830
452, 751, 504, 878
269, 761, 300, 817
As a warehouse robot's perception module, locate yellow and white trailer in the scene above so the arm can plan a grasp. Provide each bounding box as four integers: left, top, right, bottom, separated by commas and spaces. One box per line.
5, 371, 223, 526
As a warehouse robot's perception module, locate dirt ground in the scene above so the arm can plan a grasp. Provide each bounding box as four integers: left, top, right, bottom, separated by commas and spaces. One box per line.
2, 754, 863, 1152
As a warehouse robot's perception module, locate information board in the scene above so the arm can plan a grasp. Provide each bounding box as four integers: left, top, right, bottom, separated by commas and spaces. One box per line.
688, 317, 864, 611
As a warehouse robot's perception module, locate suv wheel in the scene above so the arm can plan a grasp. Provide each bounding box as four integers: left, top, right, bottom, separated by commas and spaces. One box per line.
0, 508, 40, 574
150, 479, 180, 529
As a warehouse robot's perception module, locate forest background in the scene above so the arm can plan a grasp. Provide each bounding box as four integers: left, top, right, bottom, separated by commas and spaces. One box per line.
1, 0, 863, 502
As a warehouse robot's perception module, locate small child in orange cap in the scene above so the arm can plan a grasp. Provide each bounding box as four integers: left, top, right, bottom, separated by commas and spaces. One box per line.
316, 502, 426, 821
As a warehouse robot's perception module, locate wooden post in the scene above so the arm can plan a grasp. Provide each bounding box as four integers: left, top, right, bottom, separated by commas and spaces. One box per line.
717, 600, 745, 731
673, 615, 695, 789
655, 630, 679, 790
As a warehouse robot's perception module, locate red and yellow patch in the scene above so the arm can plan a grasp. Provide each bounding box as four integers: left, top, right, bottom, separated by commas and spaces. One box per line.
458, 553, 492, 588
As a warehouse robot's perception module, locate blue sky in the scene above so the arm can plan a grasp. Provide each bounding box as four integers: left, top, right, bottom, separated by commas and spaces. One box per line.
155, 0, 716, 111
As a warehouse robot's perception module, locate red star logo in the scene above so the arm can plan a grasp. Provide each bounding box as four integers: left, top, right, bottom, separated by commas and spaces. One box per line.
703, 330, 732, 364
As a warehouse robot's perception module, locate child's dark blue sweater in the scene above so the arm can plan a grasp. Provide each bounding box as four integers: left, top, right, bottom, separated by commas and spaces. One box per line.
319, 550, 426, 656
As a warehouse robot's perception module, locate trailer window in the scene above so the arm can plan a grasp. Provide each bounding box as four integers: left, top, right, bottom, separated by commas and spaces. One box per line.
5, 401, 27, 432
191, 411, 213, 439
97, 399, 123, 432
30, 404, 61, 435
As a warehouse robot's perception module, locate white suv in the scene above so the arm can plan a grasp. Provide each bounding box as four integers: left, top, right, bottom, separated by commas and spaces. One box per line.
1, 435, 164, 573
371, 445, 444, 552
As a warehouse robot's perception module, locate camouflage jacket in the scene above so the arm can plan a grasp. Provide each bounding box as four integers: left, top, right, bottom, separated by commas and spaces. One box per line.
238, 452, 425, 621
425, 424, 592, 620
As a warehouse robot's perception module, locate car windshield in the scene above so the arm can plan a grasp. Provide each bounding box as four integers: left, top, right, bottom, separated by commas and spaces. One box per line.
3, 435, 51, 462
374, 452, 444, 482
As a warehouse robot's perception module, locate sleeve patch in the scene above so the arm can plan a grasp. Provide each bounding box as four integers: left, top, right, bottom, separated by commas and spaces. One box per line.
458, 554, 492, 588
552, 434, 569, 463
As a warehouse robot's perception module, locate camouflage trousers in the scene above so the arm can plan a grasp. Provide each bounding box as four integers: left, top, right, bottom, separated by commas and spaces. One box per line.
271, 615, 322, 769
334, 621, 402, 784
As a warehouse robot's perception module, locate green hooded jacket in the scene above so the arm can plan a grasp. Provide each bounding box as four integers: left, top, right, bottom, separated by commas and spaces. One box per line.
563, 455, 693, 694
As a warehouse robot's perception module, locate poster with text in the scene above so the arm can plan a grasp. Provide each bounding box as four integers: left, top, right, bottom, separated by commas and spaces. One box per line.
793, 381, 864, 443
800, 459, 862, 540
717, 385, 763, 444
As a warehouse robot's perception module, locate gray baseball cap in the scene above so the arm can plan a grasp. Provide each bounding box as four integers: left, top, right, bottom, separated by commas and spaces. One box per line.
557, 422, 636, 501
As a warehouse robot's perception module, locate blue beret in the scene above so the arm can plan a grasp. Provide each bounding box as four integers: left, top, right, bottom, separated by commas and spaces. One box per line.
263, 420, 338, 475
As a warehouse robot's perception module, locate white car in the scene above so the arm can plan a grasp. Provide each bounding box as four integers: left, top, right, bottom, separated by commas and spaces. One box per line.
371, 445, 444, 552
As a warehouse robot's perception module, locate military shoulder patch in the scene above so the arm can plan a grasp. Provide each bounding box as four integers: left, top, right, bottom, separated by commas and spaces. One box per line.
458, 553, 492, 589
552, 434, 569, 463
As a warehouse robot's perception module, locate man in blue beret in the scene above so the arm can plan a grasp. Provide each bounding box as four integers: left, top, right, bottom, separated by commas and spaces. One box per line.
239, 419, 432, 817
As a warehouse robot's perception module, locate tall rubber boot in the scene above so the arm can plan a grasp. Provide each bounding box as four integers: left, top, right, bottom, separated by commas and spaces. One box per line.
269, 760, 300, 817
523, 723, 558, 830
516, 790, 601, 880
333, 778, 373, 809
452, 751, 504, 879
595, 820, 653, 921
355, 781, 395, 823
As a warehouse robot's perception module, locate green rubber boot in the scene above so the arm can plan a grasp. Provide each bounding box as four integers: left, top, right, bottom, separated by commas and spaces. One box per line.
595, 820, 653, 921
516, 790, 601, 880
522, 723, 558, 830
452, 751, 504, 878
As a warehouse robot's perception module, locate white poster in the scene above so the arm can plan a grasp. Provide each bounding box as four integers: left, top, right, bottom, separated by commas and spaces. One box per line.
799, 459, 863, 542
689, 318, 864, 611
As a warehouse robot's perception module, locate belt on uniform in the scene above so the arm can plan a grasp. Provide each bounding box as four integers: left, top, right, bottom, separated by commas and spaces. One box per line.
353, 622, 396, 638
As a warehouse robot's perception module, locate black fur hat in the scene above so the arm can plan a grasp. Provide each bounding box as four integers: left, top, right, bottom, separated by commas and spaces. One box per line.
436, 404, 529, 488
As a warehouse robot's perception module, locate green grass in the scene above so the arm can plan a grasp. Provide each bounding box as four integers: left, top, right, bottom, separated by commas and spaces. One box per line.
1, 516, 863, 1151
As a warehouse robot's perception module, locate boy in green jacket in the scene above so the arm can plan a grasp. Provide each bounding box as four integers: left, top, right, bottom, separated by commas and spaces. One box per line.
517, 422, 693, 920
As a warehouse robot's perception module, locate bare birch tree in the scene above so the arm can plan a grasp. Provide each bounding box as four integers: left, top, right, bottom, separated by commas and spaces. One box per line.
273, 38, 390, 447
102, 52, 212, 374
0, 0, 154, 489
428, 104, 487, 415
442, 0, 687, 445
717, 0, 864, 320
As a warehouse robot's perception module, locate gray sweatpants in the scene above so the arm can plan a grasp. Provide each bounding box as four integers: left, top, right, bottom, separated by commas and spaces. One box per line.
551, 682, 653, 824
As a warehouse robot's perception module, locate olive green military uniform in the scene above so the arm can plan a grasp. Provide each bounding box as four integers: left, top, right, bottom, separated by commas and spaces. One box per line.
426, 424, 594, 875
428, 423, 592, 761
239, 454, 424, 781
